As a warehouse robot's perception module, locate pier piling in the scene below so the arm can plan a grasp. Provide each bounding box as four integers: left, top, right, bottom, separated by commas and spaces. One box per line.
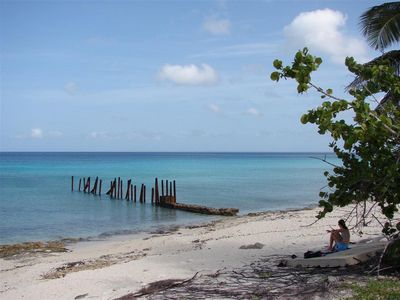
126, 179, 131, 200
130, 183, 133, 201
72, 176, 237, 215
155, 178, 159, 204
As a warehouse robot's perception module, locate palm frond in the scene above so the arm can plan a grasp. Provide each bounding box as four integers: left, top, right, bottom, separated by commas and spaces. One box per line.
346, 50, 400, 110
376, 92, 400, 112
360, 2, 400, 51
346, 50, 400, 91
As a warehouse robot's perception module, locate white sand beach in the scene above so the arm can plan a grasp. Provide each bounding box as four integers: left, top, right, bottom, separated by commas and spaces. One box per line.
0, 206, 390, 300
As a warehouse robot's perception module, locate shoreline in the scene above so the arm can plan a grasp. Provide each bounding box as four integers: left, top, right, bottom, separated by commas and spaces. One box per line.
0, 205, 389, 299
0, 204, 318, 248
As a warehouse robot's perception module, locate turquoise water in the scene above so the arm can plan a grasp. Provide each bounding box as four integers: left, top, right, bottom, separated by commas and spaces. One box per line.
0, 152, 337, 244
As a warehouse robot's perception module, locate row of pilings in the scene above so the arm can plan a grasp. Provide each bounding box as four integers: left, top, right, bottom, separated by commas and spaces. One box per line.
71, 176, 176, 204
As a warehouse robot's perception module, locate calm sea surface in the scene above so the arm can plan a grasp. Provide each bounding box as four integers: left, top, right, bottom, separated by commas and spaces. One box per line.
0, 152, 337, 244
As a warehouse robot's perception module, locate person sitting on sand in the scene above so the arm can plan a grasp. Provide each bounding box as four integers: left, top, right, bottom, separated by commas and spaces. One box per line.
327, 219, 350, 251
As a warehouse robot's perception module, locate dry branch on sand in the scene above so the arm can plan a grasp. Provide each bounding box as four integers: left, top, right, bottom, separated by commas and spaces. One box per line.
115, 255, 390, 300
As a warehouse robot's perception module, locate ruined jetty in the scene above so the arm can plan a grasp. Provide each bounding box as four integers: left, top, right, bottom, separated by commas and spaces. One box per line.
71, 176, 239, 216
158, 195, 238, 216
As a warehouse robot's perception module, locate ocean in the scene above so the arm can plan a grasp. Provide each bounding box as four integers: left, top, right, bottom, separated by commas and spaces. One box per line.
0, 152, 337, 245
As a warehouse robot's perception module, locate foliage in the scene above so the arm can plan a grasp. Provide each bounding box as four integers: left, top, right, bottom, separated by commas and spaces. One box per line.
347, 50, 400, 94
349, 2, 400, 101
381, 238, 400, 270
346, 278, 400, 300
360, 2, 400, 51
270, 48, 400, 221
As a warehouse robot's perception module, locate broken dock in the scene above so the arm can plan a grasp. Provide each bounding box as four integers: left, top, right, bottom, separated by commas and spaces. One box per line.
70, 176, 239, 216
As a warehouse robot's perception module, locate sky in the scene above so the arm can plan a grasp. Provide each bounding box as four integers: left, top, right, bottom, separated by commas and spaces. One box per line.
0, 0, 387, 152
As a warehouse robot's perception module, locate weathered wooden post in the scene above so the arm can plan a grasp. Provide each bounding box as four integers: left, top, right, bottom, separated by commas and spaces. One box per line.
173, 180, 176, 199
91, 177, 98, 194
125, 179, 131, 200
155, 178, 159, 204
106, 181, 112, 196
161, 180, 164, 196
144, 185, 146, 203
83, 178, 86, 192
71, 176, 74, 191
151, 187, 154, 204
99, 179, 102, 196
83, 177, 90, 193
134, 185, 137, 202
85, 177, 91, 193
78, 178, 82, 192
130, 183, 133, 201
117, 177, 121, 199
113, 178, 117, 198
95, 176, 98, 194
139, 184, 143, 203
169, 181, 172, 196
166, 180, 169, 196
110, 179, 114, 198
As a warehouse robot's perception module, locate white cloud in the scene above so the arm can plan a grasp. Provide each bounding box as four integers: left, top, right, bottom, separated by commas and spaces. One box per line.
245, 108, 263, 117
208, 103, 221, 113
159, 64, 219, 86
28, 128, 62, 139
64, 82, 78, 95
31, 128, 43, 138
203, 18, 231, 35
284, 9, 369, 63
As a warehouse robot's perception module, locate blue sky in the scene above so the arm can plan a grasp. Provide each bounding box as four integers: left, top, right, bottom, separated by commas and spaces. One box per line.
0, 0, 385, 152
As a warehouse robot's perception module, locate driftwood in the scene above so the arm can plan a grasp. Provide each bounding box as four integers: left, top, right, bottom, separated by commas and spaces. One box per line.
115, 272, 199, 299
114, 255, 378, 300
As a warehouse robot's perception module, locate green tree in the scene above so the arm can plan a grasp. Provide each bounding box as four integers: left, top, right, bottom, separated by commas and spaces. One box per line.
349, 2, 400, 108
270, 48, 400, 222
270, 2, 400, 271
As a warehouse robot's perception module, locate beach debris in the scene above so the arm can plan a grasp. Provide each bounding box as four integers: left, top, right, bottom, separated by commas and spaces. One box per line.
114, 255, 378, 299
42, 250, 147, 279
239, 242, 265, 249
74, 293, 88, 299
0, 241, 67, 258
114, 272, 199, 299
72, 176, 239, 216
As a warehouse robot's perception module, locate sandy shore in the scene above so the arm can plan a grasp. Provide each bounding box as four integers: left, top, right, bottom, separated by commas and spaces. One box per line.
0, 205, 389, 300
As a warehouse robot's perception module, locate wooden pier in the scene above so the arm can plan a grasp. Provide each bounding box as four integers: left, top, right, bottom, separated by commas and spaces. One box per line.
70, 176, 238, 216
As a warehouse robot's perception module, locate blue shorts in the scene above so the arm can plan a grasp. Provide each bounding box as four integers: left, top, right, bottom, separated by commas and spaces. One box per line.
335, 242, 349, 251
